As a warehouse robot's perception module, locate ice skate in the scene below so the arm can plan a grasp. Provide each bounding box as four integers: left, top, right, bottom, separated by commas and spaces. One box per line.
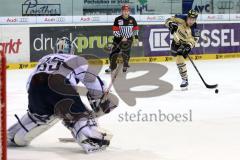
180, 79, 188, 91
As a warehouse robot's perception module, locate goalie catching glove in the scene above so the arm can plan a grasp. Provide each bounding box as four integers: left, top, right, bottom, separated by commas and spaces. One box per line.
87, 91, 118, 116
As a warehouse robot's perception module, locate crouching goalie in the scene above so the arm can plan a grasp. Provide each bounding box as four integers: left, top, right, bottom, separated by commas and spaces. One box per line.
165, 9, 200, 90
7, 37, 118, 153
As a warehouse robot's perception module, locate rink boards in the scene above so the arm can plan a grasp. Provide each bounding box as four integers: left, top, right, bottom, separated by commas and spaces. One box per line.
1, 22, 240, 69
6, 52, 240, 70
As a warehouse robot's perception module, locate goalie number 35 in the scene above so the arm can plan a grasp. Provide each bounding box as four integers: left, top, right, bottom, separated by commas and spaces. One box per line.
37, 57, 64, 72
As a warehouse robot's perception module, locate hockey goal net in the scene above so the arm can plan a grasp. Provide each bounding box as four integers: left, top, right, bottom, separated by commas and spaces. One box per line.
0, 51, 6, 160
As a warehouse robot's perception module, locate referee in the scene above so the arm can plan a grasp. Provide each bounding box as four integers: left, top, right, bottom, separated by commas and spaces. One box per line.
105, 4, 139, 73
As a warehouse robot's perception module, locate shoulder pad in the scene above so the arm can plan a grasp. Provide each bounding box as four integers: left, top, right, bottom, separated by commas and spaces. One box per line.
191, 23, 197, 28
175, 14, 187, 21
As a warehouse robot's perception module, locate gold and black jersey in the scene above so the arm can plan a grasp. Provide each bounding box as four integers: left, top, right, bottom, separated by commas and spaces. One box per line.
165, 14, 199, 48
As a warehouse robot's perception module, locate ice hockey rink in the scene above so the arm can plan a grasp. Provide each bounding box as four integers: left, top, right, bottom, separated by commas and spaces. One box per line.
7, 59, 240, 160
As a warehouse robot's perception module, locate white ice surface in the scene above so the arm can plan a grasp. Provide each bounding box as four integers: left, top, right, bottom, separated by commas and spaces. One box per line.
7, 59, 240, 160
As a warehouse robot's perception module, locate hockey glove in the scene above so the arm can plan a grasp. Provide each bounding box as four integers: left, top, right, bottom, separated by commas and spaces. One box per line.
87, 92, 117, 115
169, 22, 178, 34
177, 44, 191, 59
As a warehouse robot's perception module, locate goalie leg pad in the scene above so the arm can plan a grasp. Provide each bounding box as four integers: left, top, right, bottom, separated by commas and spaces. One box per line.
70, 118, 112, 153
8, 112, 59, 146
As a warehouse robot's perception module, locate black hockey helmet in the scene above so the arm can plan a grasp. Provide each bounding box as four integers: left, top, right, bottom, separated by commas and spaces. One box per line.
188, 9, 198, 19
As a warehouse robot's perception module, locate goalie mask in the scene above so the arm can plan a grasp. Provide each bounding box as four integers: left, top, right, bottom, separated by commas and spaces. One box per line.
55, 37, 74, 54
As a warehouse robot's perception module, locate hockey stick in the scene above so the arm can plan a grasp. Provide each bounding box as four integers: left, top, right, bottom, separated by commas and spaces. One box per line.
59, 42, 131, 143
173, 33, 218, 89
105, 58, 122, 96
59, 138, 76, 143
102, 41, 132, 100
59, 129, 114, 143
58, 68, 120, 143
187, 54, 218, 89
59, 65, 121, 143
59, 56, 123, 143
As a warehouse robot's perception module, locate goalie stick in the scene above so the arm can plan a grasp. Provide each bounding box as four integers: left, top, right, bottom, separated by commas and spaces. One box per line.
59, 41, 131, 143
59, 127, 114, 143
59, 54, 123, 143
102, 57, 123, 101
101, 41, 131, 101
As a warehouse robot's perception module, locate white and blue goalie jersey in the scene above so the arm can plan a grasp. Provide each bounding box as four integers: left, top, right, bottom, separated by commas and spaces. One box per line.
26, 54, 104, 98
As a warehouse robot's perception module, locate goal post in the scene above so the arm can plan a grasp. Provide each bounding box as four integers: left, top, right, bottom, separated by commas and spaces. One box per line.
0, 50, 7, 160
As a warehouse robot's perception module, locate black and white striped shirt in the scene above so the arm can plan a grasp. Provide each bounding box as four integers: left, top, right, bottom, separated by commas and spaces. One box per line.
112, 15, 139, 39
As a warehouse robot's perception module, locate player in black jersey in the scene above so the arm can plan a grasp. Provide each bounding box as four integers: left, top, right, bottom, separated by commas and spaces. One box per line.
105, 4, 139, 73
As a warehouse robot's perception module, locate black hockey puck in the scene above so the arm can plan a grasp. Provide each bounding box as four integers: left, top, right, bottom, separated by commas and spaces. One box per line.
215, 89, 219, 94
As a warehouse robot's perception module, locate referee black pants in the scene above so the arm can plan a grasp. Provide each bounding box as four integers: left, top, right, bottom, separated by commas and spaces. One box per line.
109, 40, 133, 70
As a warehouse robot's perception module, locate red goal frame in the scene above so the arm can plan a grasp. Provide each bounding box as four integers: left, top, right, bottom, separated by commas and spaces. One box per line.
1, 50, 6, 160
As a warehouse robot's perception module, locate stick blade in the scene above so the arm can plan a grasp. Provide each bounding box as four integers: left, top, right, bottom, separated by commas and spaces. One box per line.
59, 138, 76, 143
206, 84, 218, 89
